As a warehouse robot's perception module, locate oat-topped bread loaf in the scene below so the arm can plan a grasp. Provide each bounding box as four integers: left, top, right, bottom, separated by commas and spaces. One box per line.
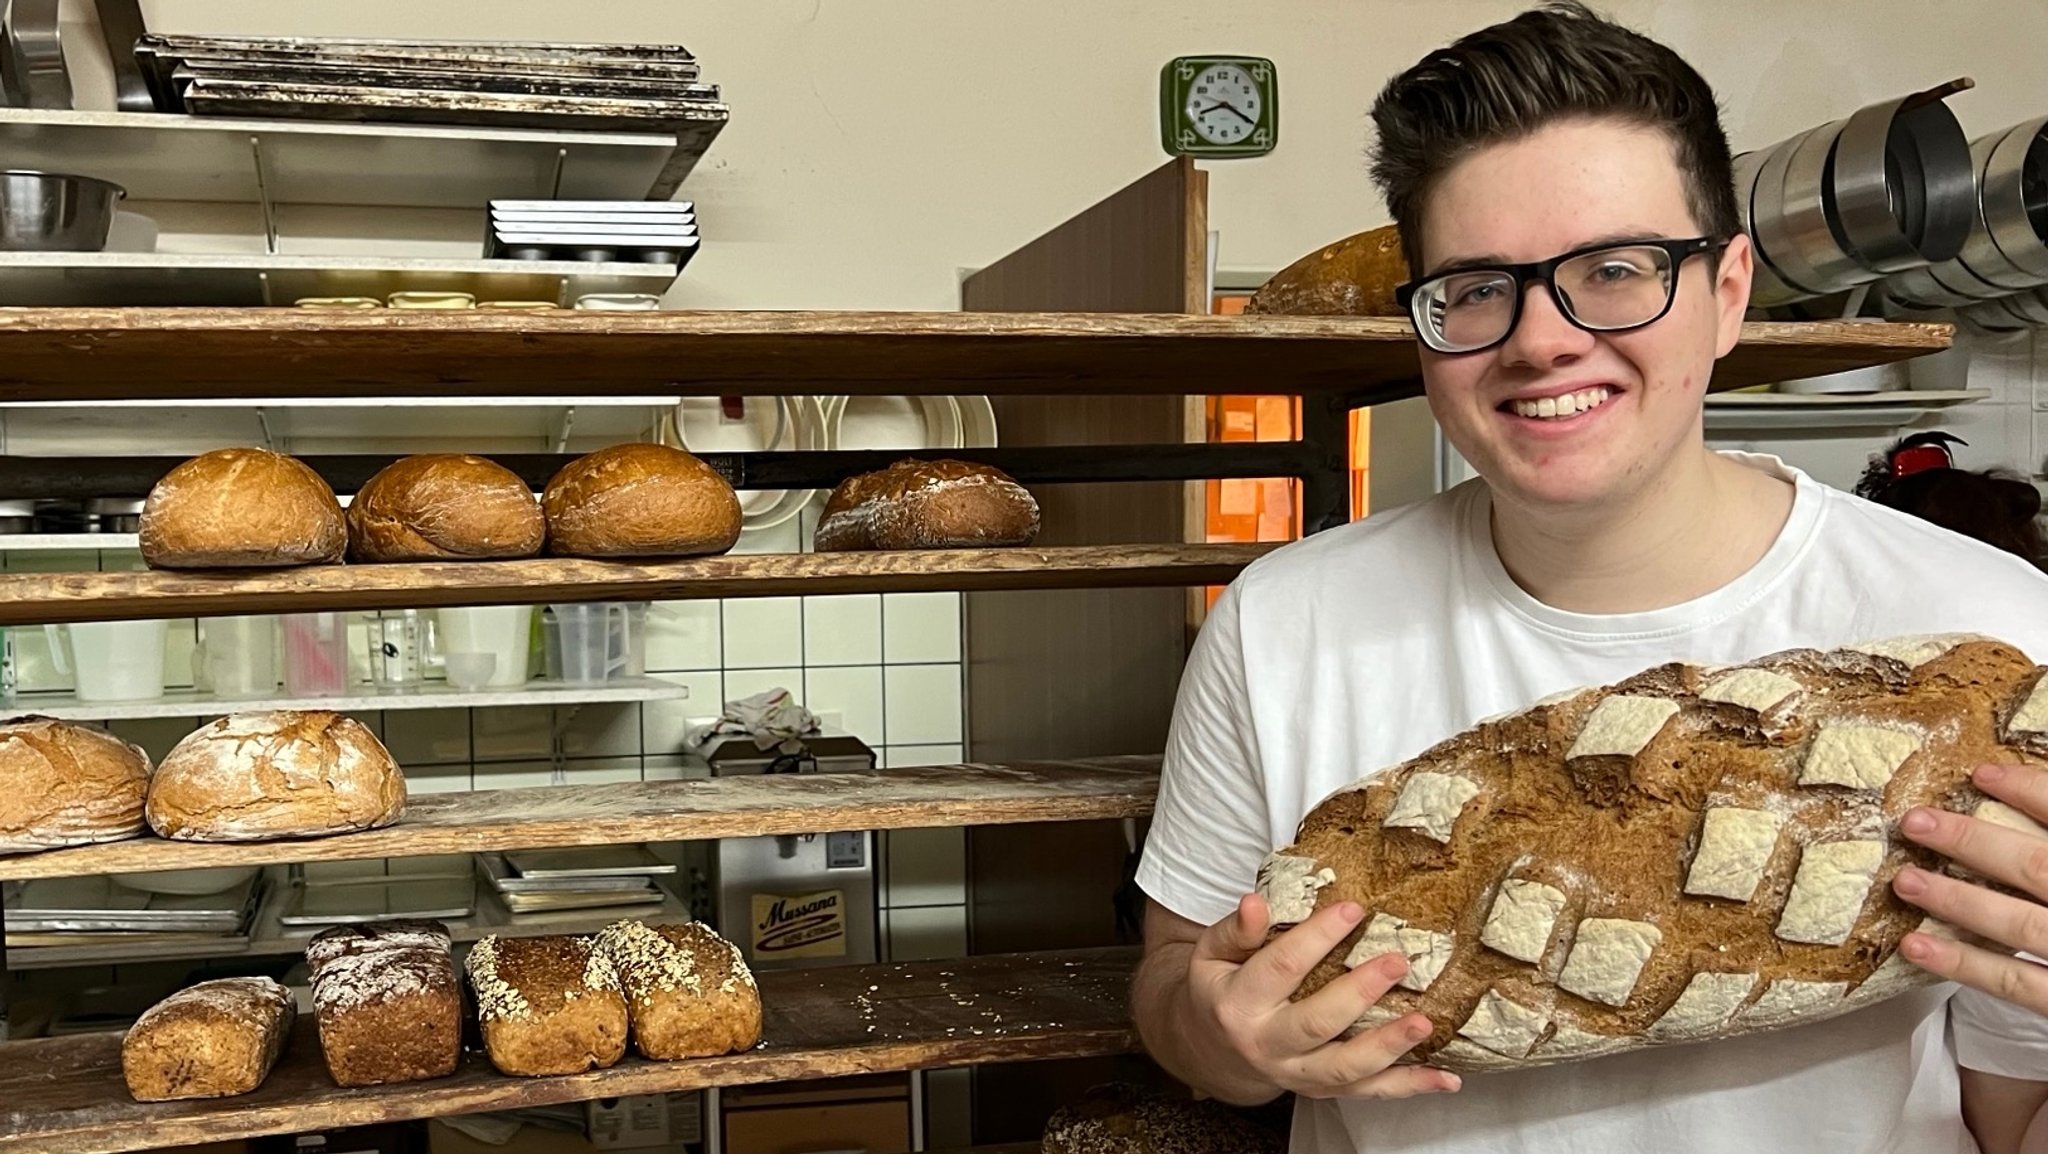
814, 458, 1040, 552
594, 919, 761, 1060
140, 447, 347, 569
542, 442, 741, 558
347, 453, 545, 562
122, 977, 295, 1102
467, 933, 629, 1076
0, 716, 152, 855
145, 711, 405, 842
1041, 1083, 1287, 1154
306, 920, 461, 1086
1258, 634, 2048, 1073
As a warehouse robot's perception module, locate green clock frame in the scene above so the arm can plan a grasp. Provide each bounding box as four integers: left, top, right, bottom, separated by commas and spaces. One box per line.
1160, 54, 1278, 158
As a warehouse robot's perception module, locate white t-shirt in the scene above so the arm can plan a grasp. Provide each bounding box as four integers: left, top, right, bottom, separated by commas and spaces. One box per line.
1136, 452, 2048, 1154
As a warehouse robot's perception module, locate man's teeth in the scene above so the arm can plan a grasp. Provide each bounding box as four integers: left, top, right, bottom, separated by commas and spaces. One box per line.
1510, 387, 1612, 420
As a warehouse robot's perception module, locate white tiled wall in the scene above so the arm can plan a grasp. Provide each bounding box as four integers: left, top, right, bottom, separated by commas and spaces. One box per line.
5, 499, 975, 959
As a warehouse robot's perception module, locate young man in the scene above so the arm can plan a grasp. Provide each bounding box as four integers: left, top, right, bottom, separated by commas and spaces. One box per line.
1131, 4, 2048, 1152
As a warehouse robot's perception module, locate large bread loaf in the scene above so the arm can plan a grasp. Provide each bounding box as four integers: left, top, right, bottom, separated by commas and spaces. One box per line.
347, 453, 545, 562
1257, 635, 2048, 1073
0, 717, 152, 854
145, 711, 405, 842
140, 447, 346, 569
814, 458, 1039, 552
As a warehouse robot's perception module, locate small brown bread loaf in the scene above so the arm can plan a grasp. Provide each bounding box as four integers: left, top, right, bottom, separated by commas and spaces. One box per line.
140, 447, 346, 569
306, 920, 461, 1086
0, 716, 151, 854
467, 934, 629, 1076
814, 458, 1039, 552
1041, 1083, 1287, 1154
145, 711, 405, 842
542, 442, 741, 558
594, 919, 762, 1060
1259, 635, 2048, 1073
346, 454, 545, 562
1245, 223, 1410, 317
122, 977, 295, 1102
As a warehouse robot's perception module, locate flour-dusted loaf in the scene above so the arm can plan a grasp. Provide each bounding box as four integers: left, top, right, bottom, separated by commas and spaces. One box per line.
542, 442, 741, 558
467, 933, 629, 1076
593, 919, 762, 1060
306, 920, 461, 1086
145, 711, 405, 842
347, 453, 545, 562
814, 458, 1040, 552
140, 447, 347, 569
1040, 1083, 1288, 1154
122, 977, 295, 1102
0, 716, 152, 854
1257, 635, 2048, 1073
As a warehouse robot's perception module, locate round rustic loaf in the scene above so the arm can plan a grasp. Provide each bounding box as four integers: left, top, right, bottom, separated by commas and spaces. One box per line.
140, 447, 347, 569
1244, 223, 1410, 317
122, 977, 296, 1102
1040, 1083, 1286, 1154
1259, 635, 2048, 1073
145, 711, 405, 842
542, 442, 741, 558
0, 716, 152, 854
347, 454, 544, 562
814, 458, 1040, 552
594, 919, 762, 1060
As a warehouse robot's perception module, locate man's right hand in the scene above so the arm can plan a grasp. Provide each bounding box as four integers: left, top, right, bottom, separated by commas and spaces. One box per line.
1135, 892, 1463, 1104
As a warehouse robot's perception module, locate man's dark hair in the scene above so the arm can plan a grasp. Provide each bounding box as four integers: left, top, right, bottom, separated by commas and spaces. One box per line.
1369, 1, 1741, 271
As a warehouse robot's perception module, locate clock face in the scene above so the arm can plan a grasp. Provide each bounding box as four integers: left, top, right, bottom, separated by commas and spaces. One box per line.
1160, 55, 1277, 158
1182, 62, 1263, 145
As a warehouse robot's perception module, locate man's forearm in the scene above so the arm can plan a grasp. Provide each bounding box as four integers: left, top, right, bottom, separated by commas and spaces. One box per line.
1961, 1068, 2048, 1154
1131, 941, 1284, 1107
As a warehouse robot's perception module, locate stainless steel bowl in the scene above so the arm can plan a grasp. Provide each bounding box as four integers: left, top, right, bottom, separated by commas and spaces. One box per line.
0, 170, 125, 252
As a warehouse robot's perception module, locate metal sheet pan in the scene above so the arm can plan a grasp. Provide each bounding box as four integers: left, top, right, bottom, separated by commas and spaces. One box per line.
503, 844, 679, 879
275, 875, 475, 926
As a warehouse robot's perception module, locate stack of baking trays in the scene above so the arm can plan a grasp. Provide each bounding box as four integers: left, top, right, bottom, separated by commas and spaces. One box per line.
487, 199, 700, 266
2, 870, 264, 954
478, 845, 676, 918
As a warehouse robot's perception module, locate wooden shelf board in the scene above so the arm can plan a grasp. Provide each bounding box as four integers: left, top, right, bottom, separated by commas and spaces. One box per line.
0, 947, 1140, 1154
9, 676, 690, 722
0, 309, 1950, 399
0, 757, 1162, 881
0, 544, 1273, 626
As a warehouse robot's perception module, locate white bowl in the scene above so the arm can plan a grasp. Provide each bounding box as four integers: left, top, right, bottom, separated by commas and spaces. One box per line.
113, 866, 260, 896
821, 395, 964, 452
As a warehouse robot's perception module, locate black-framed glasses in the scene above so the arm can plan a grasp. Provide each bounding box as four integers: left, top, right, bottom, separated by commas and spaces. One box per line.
1394, 236, 1728, 355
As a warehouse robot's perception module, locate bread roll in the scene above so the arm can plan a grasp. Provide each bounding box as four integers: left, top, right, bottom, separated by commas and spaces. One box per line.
347, 454, 544, 562
145, 711, 405, 842
542, 442, 740, 558
122, 977, 295, 1102
1245, 224, 1410, 317
0, 716, 151, 854
140, 447, 346, 569
307, 920, 461, 1086
467, 934, 629, 1076
594, 919, 761, 1059
1259, 635, 2047, 1073
1041, 1084, 1286, 1154
814, 459, 1039, 552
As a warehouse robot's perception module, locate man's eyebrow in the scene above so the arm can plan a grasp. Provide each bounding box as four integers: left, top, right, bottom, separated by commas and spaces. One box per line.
1420, 230, 1673, 278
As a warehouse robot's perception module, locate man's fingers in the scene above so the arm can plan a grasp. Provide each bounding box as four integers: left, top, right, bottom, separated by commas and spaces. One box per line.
1896, 927, 2048, 1017
1311, 1064, 1463, 1101
1278, 952, 1409, 1050
1191, 893, 1273, 966
1287, 1013, 1438, 1091
1972, 764, 2048, 827
1894, 865, 2048, 968
1232, 902, 1367, 1008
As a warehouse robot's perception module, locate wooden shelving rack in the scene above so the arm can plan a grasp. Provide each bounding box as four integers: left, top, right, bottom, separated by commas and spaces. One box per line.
0, 189, 1954, 1152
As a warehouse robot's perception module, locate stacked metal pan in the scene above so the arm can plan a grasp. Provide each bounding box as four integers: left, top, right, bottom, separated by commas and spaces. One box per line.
1881, 117, 2048, 334
1737, 82, 1977, 308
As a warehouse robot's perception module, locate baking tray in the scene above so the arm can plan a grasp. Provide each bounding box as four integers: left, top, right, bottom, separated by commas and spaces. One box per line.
493, 199, 696, 214
169, 61, 719, 103
4, 873, 260, 932
275, 875, 475, 927
503, 844, 680, 879
181, 77, 731, 134
478, 853, 655, 895
499, 887, 665, 915
491, 222, 697, 237
299, 854, 473, 886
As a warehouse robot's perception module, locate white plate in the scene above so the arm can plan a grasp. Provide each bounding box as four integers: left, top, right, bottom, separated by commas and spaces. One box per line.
957, 395, 998, 448
671, 394, 826, 532
823, 395, 964, 453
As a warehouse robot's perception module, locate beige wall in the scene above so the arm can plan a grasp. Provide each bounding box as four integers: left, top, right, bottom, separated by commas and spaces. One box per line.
54, 1, 2048, 310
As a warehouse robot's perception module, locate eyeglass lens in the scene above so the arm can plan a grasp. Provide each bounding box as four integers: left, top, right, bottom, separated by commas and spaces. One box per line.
1420, 245, 1678, 352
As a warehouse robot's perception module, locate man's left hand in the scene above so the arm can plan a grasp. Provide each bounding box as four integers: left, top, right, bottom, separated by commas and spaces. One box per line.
1893, 762, 2048, 1012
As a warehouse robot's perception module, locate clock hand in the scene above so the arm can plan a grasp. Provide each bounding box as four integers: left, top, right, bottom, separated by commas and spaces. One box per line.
1215, 100, 1257, 126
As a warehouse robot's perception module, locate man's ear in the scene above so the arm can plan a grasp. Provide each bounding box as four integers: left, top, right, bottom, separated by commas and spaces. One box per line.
1712, 232, 1755, 359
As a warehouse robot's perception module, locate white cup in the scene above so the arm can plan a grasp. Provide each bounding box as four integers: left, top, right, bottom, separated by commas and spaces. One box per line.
435, 606, 534, 688
46, 620, 169, 703
192, 615, 278, 699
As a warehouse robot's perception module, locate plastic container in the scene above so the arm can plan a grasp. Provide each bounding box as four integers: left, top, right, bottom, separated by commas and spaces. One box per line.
436, 605, 533, 688
192, 614, 277, 699
45, 619, 167, 702
367, 609, 428, 690
282, 612, 351, 697
545, 603, 628, 685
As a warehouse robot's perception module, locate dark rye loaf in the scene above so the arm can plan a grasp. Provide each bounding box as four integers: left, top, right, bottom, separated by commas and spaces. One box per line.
1258, 634, 2048, 1073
